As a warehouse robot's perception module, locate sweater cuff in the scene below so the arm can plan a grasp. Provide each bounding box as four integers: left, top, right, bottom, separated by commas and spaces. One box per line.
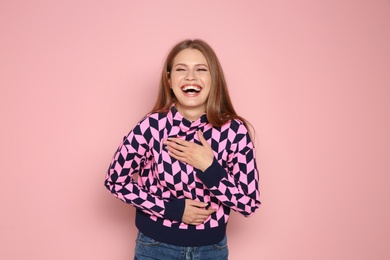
197, 158, 227, 188
163, 198, 185, 221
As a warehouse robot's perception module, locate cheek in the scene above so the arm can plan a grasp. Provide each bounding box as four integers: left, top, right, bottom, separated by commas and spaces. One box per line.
170, 76, 182, 87
203, 78, 212, 90
202, 75, 212, 85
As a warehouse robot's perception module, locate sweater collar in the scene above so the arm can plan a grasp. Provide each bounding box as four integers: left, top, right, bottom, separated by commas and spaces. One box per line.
170, 104, 208, 131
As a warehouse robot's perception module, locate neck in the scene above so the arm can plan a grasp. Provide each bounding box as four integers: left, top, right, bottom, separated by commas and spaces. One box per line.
176, 104, 205, 121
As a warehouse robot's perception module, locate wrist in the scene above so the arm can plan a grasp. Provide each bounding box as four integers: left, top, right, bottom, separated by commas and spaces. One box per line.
200, 157, 213, 172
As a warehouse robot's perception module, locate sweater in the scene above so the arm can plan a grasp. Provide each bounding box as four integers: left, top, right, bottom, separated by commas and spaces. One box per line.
104, 105, 260, 246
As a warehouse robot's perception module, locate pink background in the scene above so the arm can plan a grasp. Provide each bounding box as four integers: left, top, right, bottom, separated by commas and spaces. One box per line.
1, 1, 389, 259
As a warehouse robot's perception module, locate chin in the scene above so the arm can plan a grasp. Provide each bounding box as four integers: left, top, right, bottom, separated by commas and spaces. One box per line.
177, 100, 206, 110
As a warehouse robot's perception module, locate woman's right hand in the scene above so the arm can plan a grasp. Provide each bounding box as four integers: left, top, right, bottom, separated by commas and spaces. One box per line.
182, 199, 216, 225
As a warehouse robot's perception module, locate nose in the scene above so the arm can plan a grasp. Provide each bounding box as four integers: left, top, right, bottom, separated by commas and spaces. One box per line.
185, 69, 196, 81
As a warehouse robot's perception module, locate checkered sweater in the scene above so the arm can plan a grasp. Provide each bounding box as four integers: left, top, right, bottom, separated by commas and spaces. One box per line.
105, 106, 260, 246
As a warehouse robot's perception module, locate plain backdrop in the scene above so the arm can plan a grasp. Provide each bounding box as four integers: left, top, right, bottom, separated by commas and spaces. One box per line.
1, 1, 389, 259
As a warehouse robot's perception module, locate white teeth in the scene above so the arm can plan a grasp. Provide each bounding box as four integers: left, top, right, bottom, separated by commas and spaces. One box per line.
182, 85, 201, 92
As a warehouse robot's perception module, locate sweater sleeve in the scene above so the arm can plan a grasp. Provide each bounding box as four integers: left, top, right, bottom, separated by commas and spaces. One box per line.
196, 122, 260, 217
104, 119, 185, 221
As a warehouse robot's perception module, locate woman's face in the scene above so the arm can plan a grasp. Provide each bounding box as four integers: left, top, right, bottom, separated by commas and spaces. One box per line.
169, 48, 211, 119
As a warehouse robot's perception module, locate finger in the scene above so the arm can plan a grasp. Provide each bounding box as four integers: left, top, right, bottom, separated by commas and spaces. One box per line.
166, 140, 189, 152
190, 221, 203, 226
197, 130, 208, 146
198, 208, 216, 216
167, 149, 187, 163
187, 200, 208, 208
195, 219, 206, 225
165, 144, 185, 159
192, 215, 208, 224
206, 208, 217, 214
194, 212, 214, 225
167, 138, 188, 147
166, 143, 183, 155
193, 208, 216, 218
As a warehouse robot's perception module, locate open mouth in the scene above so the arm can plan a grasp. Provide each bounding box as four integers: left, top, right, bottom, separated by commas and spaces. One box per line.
181, 85, 202, 94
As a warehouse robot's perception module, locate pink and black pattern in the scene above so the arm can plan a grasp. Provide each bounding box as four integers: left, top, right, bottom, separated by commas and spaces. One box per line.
105, 105, 260, 246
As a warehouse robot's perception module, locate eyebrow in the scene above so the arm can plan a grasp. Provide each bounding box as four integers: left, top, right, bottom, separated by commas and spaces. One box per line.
173, 63, 209, 68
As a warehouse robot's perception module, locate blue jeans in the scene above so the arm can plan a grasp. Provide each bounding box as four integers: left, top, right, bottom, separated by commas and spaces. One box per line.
134, 232, 229, 260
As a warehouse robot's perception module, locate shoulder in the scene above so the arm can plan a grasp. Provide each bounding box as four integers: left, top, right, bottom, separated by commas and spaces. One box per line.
222, 118, 248, 133
219, 118, 255, 147
137, 111, 169, 128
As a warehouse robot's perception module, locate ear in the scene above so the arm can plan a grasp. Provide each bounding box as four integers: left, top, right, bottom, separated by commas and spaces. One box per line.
167, 72, 172, 88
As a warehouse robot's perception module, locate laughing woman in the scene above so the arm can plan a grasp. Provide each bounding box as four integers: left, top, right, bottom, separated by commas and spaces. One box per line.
104, 39, 260, 260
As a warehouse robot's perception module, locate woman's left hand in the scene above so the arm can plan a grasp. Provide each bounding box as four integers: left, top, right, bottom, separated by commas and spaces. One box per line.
164, 130, 214, 172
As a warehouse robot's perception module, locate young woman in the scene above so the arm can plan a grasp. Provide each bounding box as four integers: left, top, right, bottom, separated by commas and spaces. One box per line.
104, 39, 260, 260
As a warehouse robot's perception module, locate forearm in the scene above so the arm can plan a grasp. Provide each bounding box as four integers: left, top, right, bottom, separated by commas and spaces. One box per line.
196, 158, 260, 216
